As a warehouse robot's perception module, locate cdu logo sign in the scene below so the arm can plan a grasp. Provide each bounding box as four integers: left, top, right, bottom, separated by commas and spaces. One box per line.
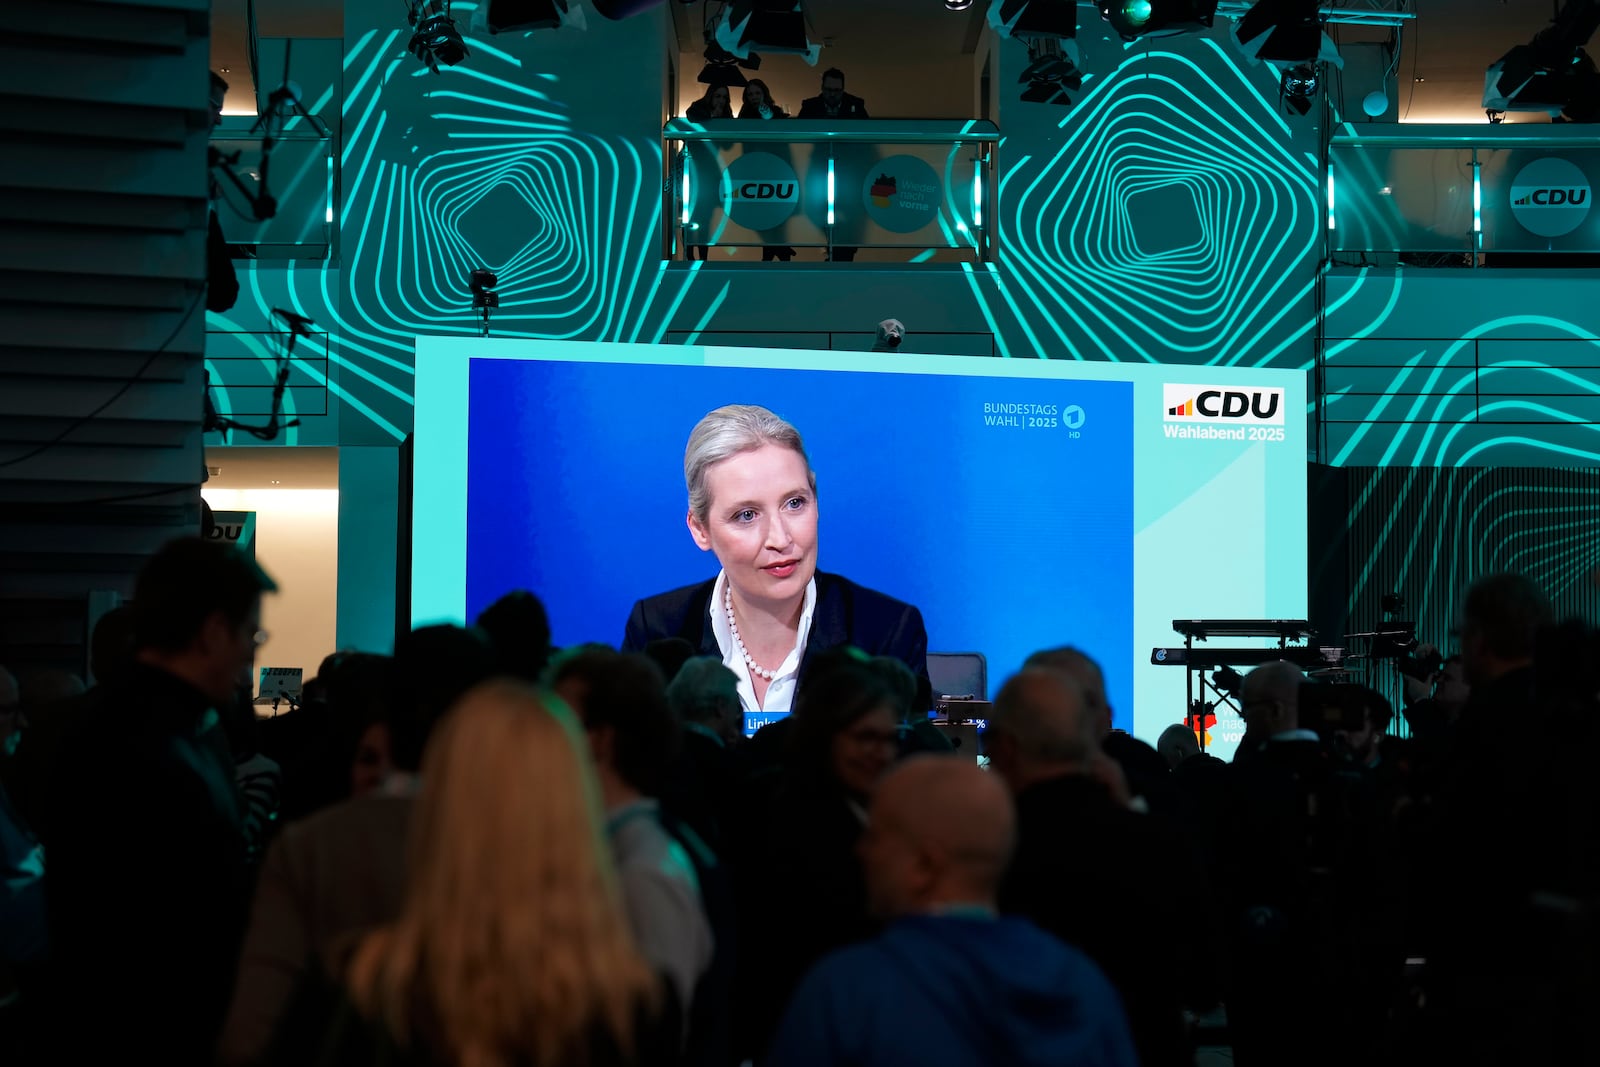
1509, 157, 1592, 238
1163, 384, 1284, 424
719, 152, 801, 232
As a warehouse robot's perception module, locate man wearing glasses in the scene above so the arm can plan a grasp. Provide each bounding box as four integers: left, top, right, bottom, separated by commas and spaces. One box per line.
46, 538, 277, 1065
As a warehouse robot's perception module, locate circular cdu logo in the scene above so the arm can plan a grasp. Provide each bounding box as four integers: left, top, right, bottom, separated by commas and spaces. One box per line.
1509, 157, 1592, 238
719, 152, 801, 232
1062, 405, 1086, 430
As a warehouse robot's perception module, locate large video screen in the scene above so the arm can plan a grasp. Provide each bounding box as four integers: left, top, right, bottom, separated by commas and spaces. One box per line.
413, 339, 1307, 759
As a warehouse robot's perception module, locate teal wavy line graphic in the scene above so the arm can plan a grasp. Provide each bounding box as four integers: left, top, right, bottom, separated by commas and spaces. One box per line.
998, 42, 1319, 364
211, 28, 1356, 440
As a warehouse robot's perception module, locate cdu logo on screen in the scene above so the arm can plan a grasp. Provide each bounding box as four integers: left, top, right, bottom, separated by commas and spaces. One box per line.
1163, 384, 1284, 425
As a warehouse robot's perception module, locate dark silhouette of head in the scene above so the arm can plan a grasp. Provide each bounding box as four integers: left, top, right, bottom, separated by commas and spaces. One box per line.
388, 625, 497, 772
665, 656, 741, 742
550, 648, 678, 798
791, 647, 899, 798
132, 537, 278, 703
474, 590, 553, 684
1460, 573, 1552, 685
643, 636, 697, 685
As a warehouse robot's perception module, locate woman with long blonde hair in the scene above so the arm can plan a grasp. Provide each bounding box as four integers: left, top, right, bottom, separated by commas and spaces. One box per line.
269, 680, 676, 1067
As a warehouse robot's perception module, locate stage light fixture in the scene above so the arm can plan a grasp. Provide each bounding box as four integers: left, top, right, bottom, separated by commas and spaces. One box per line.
485, 0, 569, 31
1484, 0, 1600, 120
698, 42, 758, 87
1017, 38, 1084, 106
408, 0, 469, 72
1281, 62, 1320, 116
1099, 0, 1216, 41
945, 0, 975, 10
1235, 0, 1323, 63
991, 0, 1078, 40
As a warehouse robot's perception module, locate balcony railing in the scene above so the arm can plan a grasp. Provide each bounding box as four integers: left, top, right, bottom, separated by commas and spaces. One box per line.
1329, 124, 1600, 260
662, 119, 998, 265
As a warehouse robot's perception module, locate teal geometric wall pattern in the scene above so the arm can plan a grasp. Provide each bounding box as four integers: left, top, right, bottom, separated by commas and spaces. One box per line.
997, 38, 1321, 366
1309, 465, 1600, 721
207, 10, 1329, 446
1322, 269, 1600, 467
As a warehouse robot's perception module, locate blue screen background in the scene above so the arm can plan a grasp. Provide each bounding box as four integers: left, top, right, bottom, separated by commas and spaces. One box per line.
465, 359, 1135, 727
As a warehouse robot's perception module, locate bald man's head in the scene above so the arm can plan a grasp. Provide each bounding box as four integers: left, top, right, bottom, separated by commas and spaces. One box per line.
1241, 660, 1304, 737
1023, 646, 1111, 735
859, 756, 1016, 918
986, 668, 1099, 793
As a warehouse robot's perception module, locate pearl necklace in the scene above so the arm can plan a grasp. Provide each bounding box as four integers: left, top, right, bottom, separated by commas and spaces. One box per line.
725, 584, 781, 681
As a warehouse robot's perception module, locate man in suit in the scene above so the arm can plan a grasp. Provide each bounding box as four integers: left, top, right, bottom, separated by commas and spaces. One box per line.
798, 69, 868, 262
48, 538, 275, 1066
1026, 645, 1176, 817
798, 68, 869, 120
989, 669, 1208, 1067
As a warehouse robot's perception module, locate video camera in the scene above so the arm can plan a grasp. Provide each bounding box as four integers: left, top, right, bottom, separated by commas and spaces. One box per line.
1298, 681, 1369, 736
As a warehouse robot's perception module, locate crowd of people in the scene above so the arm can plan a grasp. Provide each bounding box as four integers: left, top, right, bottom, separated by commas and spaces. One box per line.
1, 537, 1598, 1066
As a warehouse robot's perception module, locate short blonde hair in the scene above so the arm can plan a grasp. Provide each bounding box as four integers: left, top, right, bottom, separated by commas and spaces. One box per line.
346, 681, 658, 1066
684, 404, 816, 523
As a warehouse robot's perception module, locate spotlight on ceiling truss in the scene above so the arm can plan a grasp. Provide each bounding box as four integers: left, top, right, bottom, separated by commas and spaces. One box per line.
1281, 61, 1320, 116
1099, 0, 1217, 41
698, 41, 760, 87
1484, 0, 1600, 122
408, 0, 469, 73
1018, 37, 1085, 106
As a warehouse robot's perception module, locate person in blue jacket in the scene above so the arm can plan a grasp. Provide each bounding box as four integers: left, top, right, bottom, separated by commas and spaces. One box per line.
765, 756, 1138, 1067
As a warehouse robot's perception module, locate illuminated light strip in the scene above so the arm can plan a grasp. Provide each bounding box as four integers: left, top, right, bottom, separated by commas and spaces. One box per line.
826, 155, 835, 226
1327, 167, 1336, 231
326, 156, 334, 225
973, 160, 983, 230
1473, 163, 1482, 234
682, 164, 691, 225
